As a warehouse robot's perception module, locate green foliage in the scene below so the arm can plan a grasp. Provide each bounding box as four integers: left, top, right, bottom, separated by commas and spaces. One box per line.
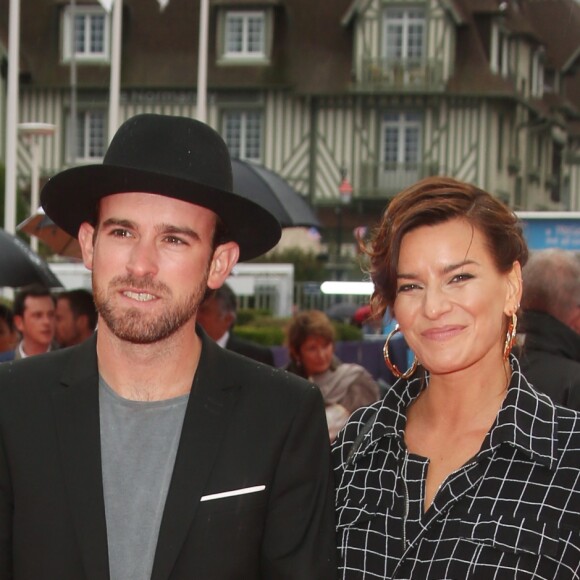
334, 322, 363, 342
233, 325, 285, 346
236, 308, 272, 326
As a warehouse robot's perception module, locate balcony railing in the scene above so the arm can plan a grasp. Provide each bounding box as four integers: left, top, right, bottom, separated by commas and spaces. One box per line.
358, 161, 440, 198
360, 58, 444, 91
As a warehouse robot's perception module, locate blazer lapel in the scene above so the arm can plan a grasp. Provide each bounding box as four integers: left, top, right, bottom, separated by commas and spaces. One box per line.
151, 334, 240, 580
51, 335, 110, 580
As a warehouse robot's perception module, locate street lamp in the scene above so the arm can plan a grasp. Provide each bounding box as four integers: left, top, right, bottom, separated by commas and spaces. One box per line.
336, 166, 353, 277
18, 122, 56, 253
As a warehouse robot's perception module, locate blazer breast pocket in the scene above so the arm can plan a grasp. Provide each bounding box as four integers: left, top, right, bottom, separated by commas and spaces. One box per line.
198, 485, 268, 517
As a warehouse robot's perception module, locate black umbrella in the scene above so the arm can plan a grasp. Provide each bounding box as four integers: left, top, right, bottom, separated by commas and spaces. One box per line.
0, 228, 63, 288
232, 159, 320, 228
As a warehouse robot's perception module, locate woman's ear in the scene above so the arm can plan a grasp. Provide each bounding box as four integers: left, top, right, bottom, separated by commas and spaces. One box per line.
505, 261, 523, 315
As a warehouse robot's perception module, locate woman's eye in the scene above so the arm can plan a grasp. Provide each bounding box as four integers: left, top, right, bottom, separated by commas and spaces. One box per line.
397, 283, 419, 293
451, 273, 474, 283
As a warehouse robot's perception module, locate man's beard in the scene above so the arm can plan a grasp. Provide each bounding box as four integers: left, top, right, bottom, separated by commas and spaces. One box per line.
93, 270, 209, 345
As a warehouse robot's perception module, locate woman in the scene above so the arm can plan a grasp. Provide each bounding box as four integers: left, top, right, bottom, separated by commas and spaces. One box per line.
286, 310, 381, 441
333, 177, 580, 578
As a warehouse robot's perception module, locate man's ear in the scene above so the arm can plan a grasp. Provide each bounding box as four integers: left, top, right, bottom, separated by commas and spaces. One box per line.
78, 222, 95, 271
504, 261, 523, 316
207, 242, 240, 290
13, 315, 24, 334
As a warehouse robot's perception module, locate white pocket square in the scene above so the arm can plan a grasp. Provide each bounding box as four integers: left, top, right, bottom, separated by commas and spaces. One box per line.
200, 485, 266, 502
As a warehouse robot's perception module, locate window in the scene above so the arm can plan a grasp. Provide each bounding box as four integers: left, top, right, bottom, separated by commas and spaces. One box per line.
67, 110, 107, 163
223, 111, 263, 161
379, 112, 422, 191
62, 5, 109, 62
531, 48, 545, 98
224, 11, 265, 59
382, 7, 425, 62
490, 23, 510, 77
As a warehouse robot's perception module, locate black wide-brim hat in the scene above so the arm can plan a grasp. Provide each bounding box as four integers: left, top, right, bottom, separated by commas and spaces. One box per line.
40, 114, 281, 261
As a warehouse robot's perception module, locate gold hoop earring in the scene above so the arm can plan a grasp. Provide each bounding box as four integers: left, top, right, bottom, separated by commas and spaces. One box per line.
503, 312, 518, 361
383, 324, 418, 379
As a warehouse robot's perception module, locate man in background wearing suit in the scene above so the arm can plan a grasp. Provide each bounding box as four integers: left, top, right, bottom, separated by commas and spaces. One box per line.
0, 114, 336, 579
197, 283, 275, 365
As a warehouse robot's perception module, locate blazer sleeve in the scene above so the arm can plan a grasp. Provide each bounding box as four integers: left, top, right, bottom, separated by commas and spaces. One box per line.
260, 385, 338, 579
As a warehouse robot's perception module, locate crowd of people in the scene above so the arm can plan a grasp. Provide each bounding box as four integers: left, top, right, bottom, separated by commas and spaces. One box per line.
0, 113, 579, 579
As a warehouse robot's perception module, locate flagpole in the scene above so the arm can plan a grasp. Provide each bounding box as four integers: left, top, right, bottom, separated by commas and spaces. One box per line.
108, 0, 122, 141
4, 0, 20, 235
197, 0, 208, 123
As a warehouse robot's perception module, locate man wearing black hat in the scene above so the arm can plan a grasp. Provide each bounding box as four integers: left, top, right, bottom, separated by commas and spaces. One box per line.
0, 114, 336, 579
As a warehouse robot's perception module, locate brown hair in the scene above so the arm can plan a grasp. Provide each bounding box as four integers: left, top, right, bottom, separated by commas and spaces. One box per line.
363, 176, 528, 318
286, 310, 336, 360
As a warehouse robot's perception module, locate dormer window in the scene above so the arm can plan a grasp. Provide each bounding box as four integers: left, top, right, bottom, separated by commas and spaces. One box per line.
218, 9, 272, 64
531, 47, 545, 98
62, 5, 110, 62
491, 22, 510, 77
382, 7, 425, 62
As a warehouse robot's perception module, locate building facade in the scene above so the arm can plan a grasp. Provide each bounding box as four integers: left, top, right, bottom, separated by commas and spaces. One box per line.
1, 0, 579, 262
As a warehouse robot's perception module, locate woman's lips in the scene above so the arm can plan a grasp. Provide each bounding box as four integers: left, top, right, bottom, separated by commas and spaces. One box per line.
421, 325, 464, 341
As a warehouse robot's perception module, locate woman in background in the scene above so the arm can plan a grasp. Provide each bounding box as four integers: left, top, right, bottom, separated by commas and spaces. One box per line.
286, 310, 380, 441
333, 176, 580, 579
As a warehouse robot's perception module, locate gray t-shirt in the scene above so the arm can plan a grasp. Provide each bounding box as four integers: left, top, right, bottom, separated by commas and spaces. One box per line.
99, 377, 189, 580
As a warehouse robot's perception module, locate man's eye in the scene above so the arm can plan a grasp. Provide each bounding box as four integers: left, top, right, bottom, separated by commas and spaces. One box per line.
110, 229, 131, 238
165, 236, 186, 245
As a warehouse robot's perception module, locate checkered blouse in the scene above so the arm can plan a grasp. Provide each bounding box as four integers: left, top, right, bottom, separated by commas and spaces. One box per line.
333, 357, 580, 579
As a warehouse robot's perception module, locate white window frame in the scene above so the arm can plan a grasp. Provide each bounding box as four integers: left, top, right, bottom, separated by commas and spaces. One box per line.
223, 11, 266, 60
67, 110, 107, 164
222, 110, 263, 162
531, 48, 545, 98
379, 111, 422, 190
382, 7, 425, 62
491, 22, 510, 77
62, 5, 110, 63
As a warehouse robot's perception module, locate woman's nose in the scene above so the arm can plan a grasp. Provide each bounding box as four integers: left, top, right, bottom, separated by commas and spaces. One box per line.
423, 285, 452, 319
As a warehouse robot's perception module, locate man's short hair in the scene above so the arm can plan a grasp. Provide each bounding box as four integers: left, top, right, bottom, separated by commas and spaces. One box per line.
58, 289, 98, 331
213, 284, 238, 316
0, 304, 15, 333
13, 284, 55, 318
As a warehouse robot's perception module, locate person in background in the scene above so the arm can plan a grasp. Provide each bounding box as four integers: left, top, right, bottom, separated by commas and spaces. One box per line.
55, 288, 98, 347
333, 176, 580, 578
0, 114, 336, 579
516, 248, 580, 410
197, 282, 275, 365
0, 304, 18, 355
286, 310, 380, 441
0, 283, 56, 362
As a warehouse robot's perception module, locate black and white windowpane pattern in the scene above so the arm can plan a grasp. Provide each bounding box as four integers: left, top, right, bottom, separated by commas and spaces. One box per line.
382, 112, 421, 165
73, 12, 105, 56
224, 112, 262, 162
384, 7, 424, 60
76, 111, 106, 161
225, 11, 265, 56
89, 14, 105, 54
333, 358, 580, 579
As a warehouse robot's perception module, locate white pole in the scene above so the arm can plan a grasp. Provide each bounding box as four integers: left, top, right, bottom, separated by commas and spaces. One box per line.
108, 0, 122, 141
4, 0, 20, 235
69, 0, 77, 163
197, 0, 209, 123
29, 135, 39, 253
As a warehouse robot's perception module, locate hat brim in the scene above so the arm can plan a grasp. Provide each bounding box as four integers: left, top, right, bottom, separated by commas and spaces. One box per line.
40, 164, 281, 261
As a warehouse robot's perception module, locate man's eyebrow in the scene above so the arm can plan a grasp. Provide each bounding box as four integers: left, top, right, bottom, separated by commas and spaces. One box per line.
102, 217, 135, 230
101, 218, 200, 241
158, 224, 200, 240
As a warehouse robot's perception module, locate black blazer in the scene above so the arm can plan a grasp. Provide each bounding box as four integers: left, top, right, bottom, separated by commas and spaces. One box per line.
226, 333, 275, 366
0, 332, 337, 579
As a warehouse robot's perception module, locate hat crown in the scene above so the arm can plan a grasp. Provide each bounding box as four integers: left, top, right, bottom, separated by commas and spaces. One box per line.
104, 114, 233, 193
